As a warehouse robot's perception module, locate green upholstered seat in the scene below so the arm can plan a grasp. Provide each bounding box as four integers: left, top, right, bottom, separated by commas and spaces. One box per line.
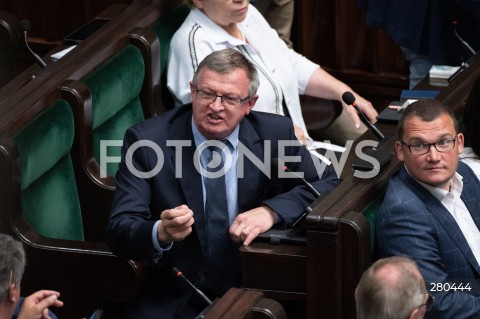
151, 4, 190, 108
13, 99, 84, 241
360, 191, 386, 249
151, 4, 190, 75
83, 44, 146, 178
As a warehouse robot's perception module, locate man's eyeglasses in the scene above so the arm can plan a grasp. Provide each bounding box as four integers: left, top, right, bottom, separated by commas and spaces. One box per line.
195, 88, 250, 107
401, 136, 457, 155
417, 293, 435, 311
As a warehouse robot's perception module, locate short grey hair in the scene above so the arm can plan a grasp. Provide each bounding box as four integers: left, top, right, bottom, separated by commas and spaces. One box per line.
0, 233, 26, 301
355, 256, 425, 319
192, 48, 260, 98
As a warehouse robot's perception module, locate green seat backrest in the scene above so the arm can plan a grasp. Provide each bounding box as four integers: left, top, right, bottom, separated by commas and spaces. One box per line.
83, 44, 146, 177
360, 191, 386, 249
13, 99, 84, 241
151, 4, 190, 75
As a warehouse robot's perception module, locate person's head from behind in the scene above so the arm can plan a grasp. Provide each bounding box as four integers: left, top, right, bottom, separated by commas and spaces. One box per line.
462, 75, 480, 157
355, 256, 431, 319
395, 99, 463, 191
190, 48, 259, 140
185, 0, 249, 26
0, 233, 26, 317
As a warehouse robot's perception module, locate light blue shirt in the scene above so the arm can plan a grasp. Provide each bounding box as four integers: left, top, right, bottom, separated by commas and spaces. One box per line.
151, 120, 239, 255
192, 120, 239, 225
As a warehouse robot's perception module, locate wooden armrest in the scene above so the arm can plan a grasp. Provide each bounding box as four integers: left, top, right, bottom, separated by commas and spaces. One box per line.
12, 217, 146, 318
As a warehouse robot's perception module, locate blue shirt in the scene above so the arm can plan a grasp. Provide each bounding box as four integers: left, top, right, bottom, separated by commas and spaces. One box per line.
151, 120, 239, 254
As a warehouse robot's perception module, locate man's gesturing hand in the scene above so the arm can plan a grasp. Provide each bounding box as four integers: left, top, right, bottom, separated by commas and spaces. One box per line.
157, 205, 194, 245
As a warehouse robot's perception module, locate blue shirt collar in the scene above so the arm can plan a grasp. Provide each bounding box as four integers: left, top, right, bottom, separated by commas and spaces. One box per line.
191, 118, 239, 150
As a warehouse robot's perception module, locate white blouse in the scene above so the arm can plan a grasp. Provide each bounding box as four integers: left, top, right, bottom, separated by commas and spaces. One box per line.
167, 5, 319, 139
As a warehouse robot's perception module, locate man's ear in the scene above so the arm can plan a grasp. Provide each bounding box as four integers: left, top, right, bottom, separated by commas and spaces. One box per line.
245, 95, 258, 115
408, 306, 423, 319
395, 140, 404, 161
189, 81, 196, 100
8, 283, 18, 303
457, 132, 464, 153
192, 0, 203, 9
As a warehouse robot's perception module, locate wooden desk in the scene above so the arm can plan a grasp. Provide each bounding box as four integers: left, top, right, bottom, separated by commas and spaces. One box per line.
203, 288, 286, 319
0, 4, 128, 103
241, 242, 307, 302
241, 56, 480, 319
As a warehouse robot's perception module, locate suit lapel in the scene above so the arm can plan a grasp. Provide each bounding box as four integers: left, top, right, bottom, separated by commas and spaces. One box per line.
170, 111, 208, 256
459, 163, 480, 234
401, 167, 480, 273
237, 118, 262, 212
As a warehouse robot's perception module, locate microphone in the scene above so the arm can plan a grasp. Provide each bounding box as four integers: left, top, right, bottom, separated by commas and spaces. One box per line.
342, 92, 393, 173
19, 19, 47, 68
272, 157, 322, 227
342, 91, 385, 141
272, 158, 321, 198
452, 19, 476, 57
172, 267, 212, 306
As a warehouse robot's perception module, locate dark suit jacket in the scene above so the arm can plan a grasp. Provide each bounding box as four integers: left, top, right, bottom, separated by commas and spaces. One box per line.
106, 105, 340, 318
377, 162, 480, 318
357, 0, 480, 65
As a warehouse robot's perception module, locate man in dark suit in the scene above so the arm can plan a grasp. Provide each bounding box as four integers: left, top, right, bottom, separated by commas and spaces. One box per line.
376, 99, 480, 317
106, 48, 340, 319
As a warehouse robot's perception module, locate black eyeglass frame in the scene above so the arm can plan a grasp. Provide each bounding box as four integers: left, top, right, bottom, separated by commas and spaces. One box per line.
195, 88, 250, 106
417, 293, 435, 311
401, 136, 457, 155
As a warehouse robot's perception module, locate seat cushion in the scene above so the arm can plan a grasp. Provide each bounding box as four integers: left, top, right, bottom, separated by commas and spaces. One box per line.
84, 44, 146, 177
14, 99, 84, 241
151, 4, 190, 75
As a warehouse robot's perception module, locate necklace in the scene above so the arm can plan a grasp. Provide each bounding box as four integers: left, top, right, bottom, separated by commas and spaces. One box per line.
236, 24, 246, 42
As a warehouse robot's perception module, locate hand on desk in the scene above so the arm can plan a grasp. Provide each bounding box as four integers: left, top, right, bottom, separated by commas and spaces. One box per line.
157, 205, 194, 245
156, 204, 275, 246
230, 206, 276, 246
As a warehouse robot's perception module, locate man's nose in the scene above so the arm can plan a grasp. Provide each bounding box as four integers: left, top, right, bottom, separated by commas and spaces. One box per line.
426, 145, 441, 160
209, 96, 225, 111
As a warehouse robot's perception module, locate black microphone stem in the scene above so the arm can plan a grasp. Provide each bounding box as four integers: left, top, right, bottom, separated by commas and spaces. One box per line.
453, 22, 476, 57
285, 168, 321, 197
172, 267, 212, 306
19, 19, 47, 69
341, 91, 385, 141
352, 104, 385, 141
23, 31, 47, 68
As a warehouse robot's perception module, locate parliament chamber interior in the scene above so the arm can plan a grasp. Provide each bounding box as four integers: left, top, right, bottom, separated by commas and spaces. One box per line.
1, 0, 479, 318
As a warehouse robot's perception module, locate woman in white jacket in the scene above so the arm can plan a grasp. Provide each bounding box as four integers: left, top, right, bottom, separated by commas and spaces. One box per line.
167, 0, 378, 146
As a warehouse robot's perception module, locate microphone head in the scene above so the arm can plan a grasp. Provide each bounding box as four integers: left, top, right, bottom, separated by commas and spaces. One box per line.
172, 267, 181, 276
342, 91, 356, 106
19, 19, 31, 32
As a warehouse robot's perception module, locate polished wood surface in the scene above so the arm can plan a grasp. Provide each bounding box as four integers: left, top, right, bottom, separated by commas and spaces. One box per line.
291, 0, 409, 110
241, 242, 307, 302
204, 288, 287, 319
0, 0, 132, 43
242, 56, 480, 318
1, 0, 478, 318
2, 0, 409, 111
0, 1, 182, 318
